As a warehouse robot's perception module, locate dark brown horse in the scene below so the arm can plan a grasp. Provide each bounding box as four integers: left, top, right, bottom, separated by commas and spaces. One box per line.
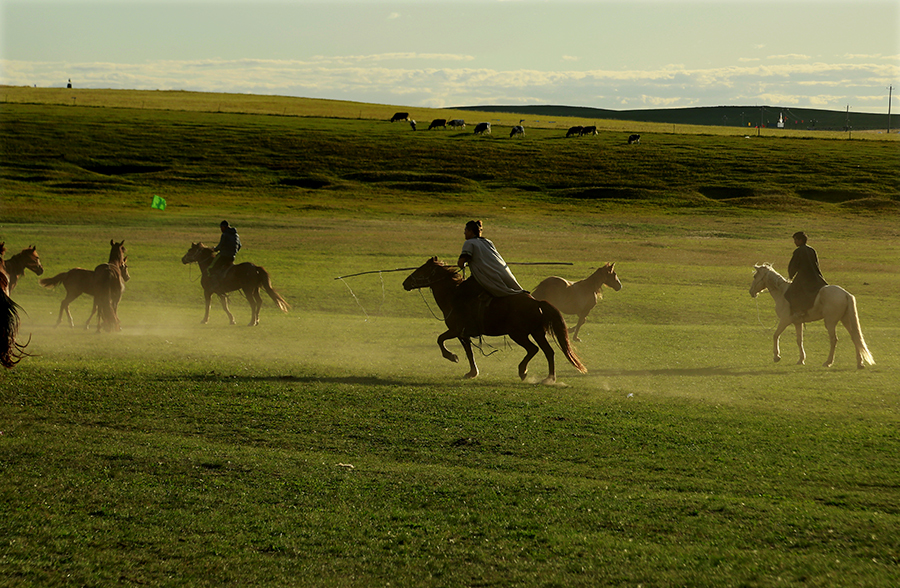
0, 243, 44, 291
40, 241, 129, 330
403, 257, 586, 383
1, 268, 28, 368
532, 262, 622, 342
181, 242, 289, 326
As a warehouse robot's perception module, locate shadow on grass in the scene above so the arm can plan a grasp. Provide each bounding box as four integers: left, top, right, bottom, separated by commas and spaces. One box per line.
595, 366, 777, 378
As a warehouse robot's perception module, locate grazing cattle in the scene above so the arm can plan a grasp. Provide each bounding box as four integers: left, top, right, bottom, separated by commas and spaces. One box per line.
581, 126, 598, 136
566, 126, 583, 137
474, 122, 491, 135
448, 119, 466, 129
390, 112, 410, 122
628, 134, 641, 144
428, 119, 447, 130
509, 125, 525, 138
409, 120, 417, 131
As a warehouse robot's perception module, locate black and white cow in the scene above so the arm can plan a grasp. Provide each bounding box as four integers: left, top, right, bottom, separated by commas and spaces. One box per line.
628, 134, 641, 144
448, 119, 466, 129
390, 112, 410, 122
510, 125, 525, 138
474, 122, 491, 135
581, 126, 598, 136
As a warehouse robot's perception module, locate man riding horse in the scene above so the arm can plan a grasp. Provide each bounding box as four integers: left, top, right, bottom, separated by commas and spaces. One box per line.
206, 220, 242, 291
455, 220, 526, 337
784, 231, 827, 322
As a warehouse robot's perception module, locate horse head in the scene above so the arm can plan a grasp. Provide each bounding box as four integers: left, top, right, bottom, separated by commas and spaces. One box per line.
603, 262, 622, 291
181, 242, 211, 265
121, 256, 131, 282
750, 264, 773, 298
108, 239, 126, 265
403, 257, 458, 291
25, 246, 44, 276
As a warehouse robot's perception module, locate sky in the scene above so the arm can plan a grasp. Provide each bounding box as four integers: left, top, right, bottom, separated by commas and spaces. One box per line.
1, 0, 898, 113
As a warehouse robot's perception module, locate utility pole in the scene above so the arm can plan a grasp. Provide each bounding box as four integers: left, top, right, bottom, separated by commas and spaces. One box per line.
846, 105, 851, 140
889, 85, 893, 134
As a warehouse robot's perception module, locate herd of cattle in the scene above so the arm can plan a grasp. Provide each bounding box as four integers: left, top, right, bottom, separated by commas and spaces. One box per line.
390, 112, 640, 143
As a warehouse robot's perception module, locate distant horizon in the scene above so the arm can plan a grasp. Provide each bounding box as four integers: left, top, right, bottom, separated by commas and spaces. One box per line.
2, 1, 897, 115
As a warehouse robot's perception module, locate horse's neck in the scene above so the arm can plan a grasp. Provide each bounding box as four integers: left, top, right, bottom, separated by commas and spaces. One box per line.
765, 269, 789, 298
196, 250, 215, 270
580, 268, 609, 292
3, 254, 23, 276
429, 276, 461, 315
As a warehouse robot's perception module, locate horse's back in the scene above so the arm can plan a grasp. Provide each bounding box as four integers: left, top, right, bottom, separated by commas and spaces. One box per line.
532, 276, 593, 314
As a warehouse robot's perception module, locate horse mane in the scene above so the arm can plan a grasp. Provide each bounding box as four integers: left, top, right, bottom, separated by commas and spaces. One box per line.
429, 257, 463, 284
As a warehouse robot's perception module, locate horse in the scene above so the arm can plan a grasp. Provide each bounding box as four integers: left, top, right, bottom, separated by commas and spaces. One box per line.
40, 260, 130, 328
92, 240, 128, 332
41, 240, 129, 330
531, 263, 621, 342
1, 268, 28, 368
402, 257, 586, 384
180, 242, 290, 326
750, 263, 874, 369
0, 243, 44, 291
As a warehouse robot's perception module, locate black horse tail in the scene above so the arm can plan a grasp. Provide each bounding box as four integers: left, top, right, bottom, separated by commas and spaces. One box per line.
39, 271, 70, 289
257, 266, 290, 313
93, 266, 121, 332
538, 300, 587, 374
1, 284, 28, 368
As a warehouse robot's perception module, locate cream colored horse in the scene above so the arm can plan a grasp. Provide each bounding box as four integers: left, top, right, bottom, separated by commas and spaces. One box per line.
532, 263, 622, 342
750, 263, 874, 369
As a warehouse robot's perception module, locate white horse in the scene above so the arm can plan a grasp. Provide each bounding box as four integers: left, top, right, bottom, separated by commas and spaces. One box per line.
749, 263, 874, 369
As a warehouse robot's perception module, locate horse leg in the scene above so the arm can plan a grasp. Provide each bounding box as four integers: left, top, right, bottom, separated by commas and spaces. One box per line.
247, 288, 263, 326
219, 294, 236, 325
57, 291, 80, 328
509, 332, 541, 382
533, 331, 558, 384
794, 322, 806, 365
201, 291, 213, 324
772, 317, 793, 363
823, 317, 839, 368
459, 337, 478, 379
570, 315, 587, 343
437, 330, 459, 363
84, 301, 98, 330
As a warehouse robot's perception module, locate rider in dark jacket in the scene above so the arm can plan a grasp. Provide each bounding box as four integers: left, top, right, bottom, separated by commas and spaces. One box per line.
784, 231, 827, 321
206, 220, 241, 281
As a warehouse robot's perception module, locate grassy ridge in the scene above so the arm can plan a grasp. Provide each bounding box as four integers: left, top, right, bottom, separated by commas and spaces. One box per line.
1, 94, 899, 587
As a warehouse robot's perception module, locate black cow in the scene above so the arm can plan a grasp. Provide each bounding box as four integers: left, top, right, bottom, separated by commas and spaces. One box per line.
581, 126, 598, 136
566, 126, 583, 138
628, 134, 641, 144
428, 119, 447, 130
390, 112, 410, 122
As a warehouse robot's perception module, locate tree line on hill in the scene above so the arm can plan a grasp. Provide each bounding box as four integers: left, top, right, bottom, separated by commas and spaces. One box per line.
456, 104, 893, 132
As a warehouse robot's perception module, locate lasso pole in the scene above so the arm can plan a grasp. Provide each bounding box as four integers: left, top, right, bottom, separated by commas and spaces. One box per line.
333, 261, 573, 280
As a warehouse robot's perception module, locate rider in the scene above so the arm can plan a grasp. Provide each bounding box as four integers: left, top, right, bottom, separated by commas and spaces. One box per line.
784, 231, 827, 322
455, 220, 525, 336
206, 220, 241, 286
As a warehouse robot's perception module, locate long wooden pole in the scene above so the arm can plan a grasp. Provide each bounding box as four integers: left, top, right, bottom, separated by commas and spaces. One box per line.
334, 261, 573, 280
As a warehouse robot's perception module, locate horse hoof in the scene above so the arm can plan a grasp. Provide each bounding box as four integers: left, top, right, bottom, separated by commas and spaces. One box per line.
541, 376, 557, 385
463, 371, 478, 379
773, 356, 781, 363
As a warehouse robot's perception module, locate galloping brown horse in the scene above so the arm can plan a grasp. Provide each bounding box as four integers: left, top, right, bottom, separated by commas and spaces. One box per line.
532, 263, 621, 342
41, 241, 129, 330
0, 243, 44, 291
181, 242, 289, 326
403, 257, 586, 383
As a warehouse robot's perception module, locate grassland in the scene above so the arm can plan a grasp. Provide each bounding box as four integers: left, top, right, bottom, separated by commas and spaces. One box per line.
1, 90, 899, 587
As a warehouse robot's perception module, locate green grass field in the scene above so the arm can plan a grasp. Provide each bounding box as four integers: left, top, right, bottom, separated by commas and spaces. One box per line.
1, 90, 899, 587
